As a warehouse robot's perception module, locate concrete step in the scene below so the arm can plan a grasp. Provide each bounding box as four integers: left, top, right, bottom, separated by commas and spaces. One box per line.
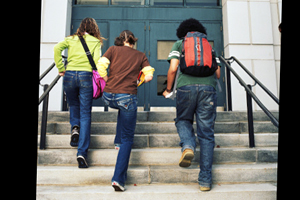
37, 147, 278, 165
36, 183, 277, 200
40, 121, 278, 135
37, 163, 277, 185
37, 111, 278, 199
38, 133, 278, 149
40, 111, 279, 123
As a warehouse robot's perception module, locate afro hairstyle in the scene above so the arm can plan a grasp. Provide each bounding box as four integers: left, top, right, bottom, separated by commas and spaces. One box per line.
176, 18, 207, 39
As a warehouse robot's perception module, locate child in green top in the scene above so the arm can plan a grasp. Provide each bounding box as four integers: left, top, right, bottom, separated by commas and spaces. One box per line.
53, 18, 105, 168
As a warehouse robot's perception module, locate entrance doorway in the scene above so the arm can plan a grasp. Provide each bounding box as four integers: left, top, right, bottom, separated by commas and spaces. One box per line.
71, 0, 225, 110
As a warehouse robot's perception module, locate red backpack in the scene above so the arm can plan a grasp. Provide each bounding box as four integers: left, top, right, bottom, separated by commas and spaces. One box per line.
180, 32, 218, 77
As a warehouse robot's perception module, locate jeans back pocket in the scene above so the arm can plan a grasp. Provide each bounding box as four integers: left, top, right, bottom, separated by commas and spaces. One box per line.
102, 94, 111, 107
117, 98, 133, 110
176, 88, 191, 107
79, 74, 93, 88
63, 74, 74, 89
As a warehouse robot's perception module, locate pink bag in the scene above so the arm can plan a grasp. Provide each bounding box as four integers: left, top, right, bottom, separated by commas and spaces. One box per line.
92, 70, 106, 99
79, 36, 106, 99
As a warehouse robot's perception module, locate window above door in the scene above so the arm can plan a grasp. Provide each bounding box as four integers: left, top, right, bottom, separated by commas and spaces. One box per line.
75, 0, 145, 5
75, 0, 220, 6
151, 0, 219, 6
75, 0, 109, 5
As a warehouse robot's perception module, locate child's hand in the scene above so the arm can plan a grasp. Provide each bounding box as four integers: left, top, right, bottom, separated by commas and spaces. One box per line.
59, 71, 66, 76
163, 90, 171, 98
144, 75, 153, 83
103, 76, 108, 82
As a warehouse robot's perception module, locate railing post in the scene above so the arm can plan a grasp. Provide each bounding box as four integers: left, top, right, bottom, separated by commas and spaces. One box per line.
62, 91, 68, 111
246, 84, 255, 148
40, 84, 49, 150
226, 61, 232, 111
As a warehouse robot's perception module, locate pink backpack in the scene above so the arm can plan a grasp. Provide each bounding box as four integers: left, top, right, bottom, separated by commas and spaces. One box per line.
79, 36, 106, 99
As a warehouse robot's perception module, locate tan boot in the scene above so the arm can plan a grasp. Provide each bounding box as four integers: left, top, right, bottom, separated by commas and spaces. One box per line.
199, 186, 211, 191
179, 149, 194, 167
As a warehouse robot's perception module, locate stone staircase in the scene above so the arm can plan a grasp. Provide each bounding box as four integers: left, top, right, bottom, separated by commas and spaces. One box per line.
37, 111, 278, 199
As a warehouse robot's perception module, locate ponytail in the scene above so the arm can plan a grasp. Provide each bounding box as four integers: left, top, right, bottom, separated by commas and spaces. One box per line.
114, 30, 138, 46
114, 36, 124, 46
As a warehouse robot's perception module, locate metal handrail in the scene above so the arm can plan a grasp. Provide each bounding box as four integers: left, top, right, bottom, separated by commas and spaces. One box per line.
39, 62, 56, 81
39, 57, 66, 149
219, 56, 279, 127
39, 57, 68, 104
219, 56, 279, 148
226, 56, 279, 105
39, 74, 61, 105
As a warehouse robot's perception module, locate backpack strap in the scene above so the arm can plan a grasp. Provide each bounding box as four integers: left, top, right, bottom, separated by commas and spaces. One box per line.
79, 36, 97, 71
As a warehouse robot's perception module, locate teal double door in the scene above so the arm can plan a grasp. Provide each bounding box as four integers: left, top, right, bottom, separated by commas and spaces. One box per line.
71, 5, 225, 110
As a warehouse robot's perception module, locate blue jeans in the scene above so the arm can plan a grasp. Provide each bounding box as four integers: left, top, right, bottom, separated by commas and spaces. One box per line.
63, 71, 93, 159
102, 92, 137, 187
175, 85, 217, 188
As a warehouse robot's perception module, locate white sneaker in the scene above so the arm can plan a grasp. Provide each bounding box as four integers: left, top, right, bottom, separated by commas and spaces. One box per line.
77, 155, 88, 168
115, 144, 121, 150
112, 181, 125, 192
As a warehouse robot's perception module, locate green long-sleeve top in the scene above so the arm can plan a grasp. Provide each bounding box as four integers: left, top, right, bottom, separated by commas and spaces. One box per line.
53, 34, 102, 72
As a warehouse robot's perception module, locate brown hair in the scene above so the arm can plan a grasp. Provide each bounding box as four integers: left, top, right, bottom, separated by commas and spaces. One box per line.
71, 17, 106, 43
114, 30, 138, 46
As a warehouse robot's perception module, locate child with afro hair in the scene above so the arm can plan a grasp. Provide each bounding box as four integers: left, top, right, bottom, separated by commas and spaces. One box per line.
176, 18, 207, 39
163, 18, 221, 192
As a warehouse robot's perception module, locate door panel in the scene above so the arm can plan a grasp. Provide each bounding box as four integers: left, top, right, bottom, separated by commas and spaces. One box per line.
149, 22, 179, 107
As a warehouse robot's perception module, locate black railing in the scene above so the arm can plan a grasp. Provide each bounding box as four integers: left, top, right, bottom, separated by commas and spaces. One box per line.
219, 56, 279, 148
39, 57, 67, 149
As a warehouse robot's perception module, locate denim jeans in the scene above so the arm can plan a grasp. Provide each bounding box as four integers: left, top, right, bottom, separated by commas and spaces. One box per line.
175, 84, 217, 188
63, 71, 93, 159
102, 92, 137, 187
